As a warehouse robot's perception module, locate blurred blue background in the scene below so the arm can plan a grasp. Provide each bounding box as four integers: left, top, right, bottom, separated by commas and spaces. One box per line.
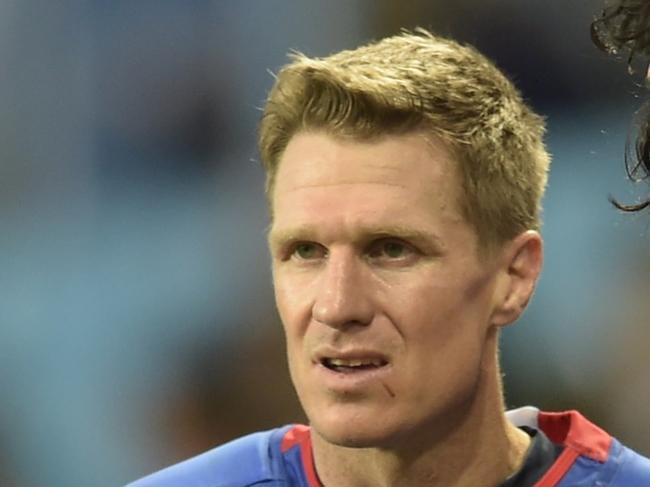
2, 1, 650, 485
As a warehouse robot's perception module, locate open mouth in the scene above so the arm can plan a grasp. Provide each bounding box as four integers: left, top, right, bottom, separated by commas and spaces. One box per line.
321, 357, 388, 373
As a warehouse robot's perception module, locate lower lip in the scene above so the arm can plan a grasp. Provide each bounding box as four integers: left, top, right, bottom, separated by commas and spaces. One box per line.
314, 362, 392, 391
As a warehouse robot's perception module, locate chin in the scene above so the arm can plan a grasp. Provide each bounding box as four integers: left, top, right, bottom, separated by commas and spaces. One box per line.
325, 430, 385, 448
316, 426, 394, 449
309, 409, 407, 449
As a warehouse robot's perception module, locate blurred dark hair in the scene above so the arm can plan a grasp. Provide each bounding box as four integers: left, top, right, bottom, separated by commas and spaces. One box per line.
592, 0, 650, 212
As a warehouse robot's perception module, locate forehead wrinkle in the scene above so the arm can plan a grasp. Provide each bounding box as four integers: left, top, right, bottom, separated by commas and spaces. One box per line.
284, 180, 408, 191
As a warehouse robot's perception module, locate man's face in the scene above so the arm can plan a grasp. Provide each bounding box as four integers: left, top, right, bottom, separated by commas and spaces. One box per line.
269, 131, 505, 448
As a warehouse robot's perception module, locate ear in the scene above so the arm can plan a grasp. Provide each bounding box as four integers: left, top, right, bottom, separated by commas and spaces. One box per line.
491, 230, 543, 327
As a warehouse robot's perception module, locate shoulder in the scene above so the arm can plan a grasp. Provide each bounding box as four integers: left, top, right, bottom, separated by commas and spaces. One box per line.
531, 409, 650, 485
608, 440, 650, 485
556, 440, 650, 487
124, 426, 293, 487
507, 407, 650, 486
566, 439, 650, 486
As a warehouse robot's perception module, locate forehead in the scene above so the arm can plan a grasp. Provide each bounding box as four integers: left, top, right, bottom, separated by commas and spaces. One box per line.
270, 131, 469, 241
273, 131, 460, 198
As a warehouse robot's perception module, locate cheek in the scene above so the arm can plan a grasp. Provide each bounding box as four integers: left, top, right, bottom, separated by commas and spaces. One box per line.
275, 286, 303, 380
273, 273, 315, 354
400, 302, 485, 407
390, 280, 462, 333
391, 280, 489, 373
275, 284, 315, 408
399, 271, 493, 329
275, 278, 304, 322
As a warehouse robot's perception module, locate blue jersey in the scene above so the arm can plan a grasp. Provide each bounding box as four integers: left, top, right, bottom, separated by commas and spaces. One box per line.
126, 408, 650, 487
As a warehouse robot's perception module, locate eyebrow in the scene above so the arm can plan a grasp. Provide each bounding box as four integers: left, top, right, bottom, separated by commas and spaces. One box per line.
267, 223, 444, 250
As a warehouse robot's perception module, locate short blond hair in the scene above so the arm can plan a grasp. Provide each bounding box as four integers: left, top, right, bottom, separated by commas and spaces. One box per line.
259, 29, 550, 248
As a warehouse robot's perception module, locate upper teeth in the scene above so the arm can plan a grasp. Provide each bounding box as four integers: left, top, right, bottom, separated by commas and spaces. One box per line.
328, 358, 384, 367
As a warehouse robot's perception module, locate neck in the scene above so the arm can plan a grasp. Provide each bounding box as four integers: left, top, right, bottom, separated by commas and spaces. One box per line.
311, 332, 530, 487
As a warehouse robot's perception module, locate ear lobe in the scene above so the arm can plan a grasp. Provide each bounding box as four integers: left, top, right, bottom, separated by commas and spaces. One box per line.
491, 231, 543, 327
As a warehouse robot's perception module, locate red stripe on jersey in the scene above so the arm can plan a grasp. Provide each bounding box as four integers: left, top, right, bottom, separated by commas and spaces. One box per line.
281, 424, 310, 452
281, 425, 322, 487
533, 448, 580, 487
532, 410, 612, 486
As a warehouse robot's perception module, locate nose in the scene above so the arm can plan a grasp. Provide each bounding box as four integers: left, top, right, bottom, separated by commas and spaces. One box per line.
311, 250, 374, 329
